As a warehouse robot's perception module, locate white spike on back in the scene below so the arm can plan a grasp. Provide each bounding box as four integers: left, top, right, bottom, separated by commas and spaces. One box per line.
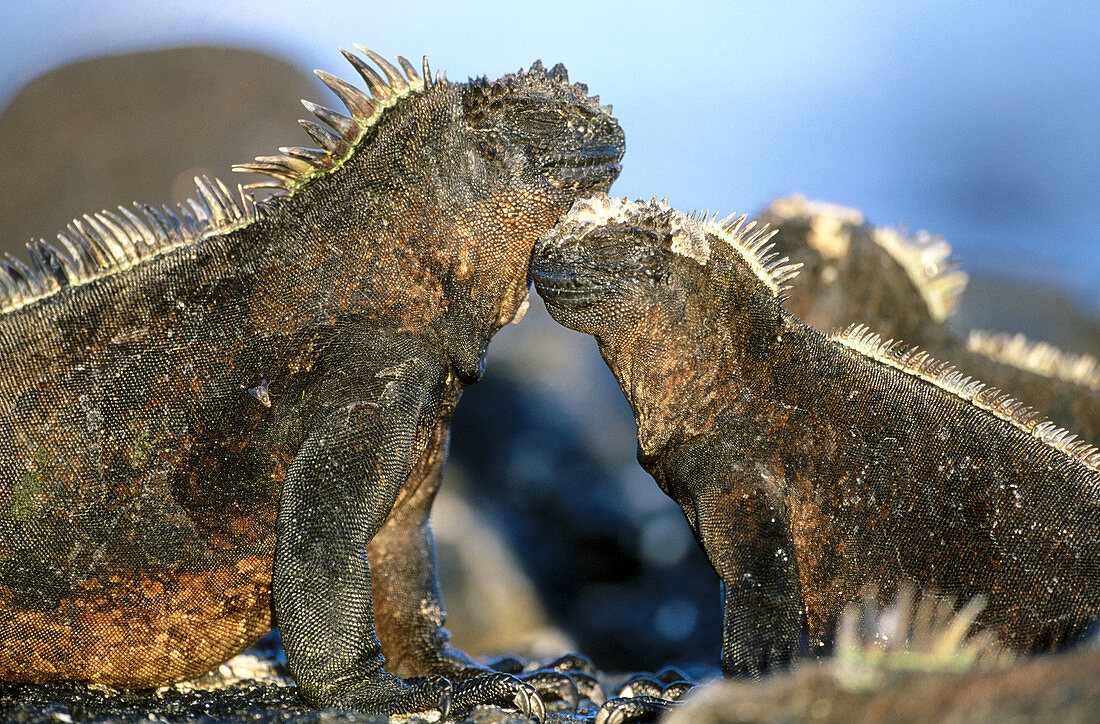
1, 47, 431, 315
834, 324, 1100, 472
232, 47, 428, 194
707, 214, 802, 296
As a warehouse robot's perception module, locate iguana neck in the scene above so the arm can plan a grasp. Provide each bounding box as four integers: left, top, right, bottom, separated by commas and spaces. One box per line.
236, 96, 558, 382
597, 290, 792, 458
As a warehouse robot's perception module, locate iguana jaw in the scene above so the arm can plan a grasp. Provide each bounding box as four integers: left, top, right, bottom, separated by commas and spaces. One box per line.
531, 197, 666, 335
538, 144, 624, 193
528, 261, 614, 311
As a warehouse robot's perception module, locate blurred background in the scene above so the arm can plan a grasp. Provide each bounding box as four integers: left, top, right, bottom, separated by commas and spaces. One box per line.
1, 1, 1097, 672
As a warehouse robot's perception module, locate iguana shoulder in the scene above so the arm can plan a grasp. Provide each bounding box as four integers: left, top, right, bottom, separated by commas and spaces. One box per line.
532, 194, 1100, 678
0, 45, 623, 718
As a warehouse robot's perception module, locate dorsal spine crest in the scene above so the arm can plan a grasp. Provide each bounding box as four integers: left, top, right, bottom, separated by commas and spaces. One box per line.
1, 178, 259, 314
833, 324, 1100, 473
562, 195, 801, 295
764, 195, 967, 322
869, 226, 968, 322
706, 213, 802, 296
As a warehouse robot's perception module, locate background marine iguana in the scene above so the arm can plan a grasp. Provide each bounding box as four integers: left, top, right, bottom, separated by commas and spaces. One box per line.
0, 45, 624, 717
756, 196, 1100, 448
531, 195, 1100, 682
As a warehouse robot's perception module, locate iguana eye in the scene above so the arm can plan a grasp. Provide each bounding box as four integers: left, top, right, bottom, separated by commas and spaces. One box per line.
516, 107, 565, 133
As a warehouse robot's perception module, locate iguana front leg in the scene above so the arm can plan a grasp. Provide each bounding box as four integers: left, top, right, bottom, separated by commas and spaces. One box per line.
367, 415, 581, 712
651, 439, 804, 679
274, 355, 538, 717
693, 472, 804, 678
365, 411, 477, 679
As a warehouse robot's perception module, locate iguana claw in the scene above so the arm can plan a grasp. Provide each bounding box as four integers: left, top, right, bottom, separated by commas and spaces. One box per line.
595, 695, 673, 724
521, 669, 579, 709
514, 686, 547, 722
571, 671, 606, 705
448, 672, 544, 720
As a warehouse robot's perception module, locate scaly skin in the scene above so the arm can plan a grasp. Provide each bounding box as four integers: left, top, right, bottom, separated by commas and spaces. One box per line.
756, 196, 1100, 447
0, 48, 623, 717
531, 195, 1100, 685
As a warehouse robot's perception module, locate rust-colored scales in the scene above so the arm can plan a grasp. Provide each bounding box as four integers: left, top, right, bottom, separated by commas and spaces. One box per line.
0, 45, 623, 716
0, 557, 272, 686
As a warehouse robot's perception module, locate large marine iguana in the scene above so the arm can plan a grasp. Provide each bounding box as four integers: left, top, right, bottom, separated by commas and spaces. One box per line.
756, 196, 1100, 447
531, 195, 1100, 682
0, 46, 624, 718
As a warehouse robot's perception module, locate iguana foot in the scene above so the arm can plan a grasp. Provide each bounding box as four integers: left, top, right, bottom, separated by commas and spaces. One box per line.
517, 669, 580, 709
595, 695, 674, 724
595, 669, 696, 723
449, 672, 545, 721
308, 671, 453, 716
486, 652, 605, 708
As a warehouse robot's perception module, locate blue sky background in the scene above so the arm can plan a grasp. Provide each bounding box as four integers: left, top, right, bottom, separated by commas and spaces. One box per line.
3, 0, 1098, 306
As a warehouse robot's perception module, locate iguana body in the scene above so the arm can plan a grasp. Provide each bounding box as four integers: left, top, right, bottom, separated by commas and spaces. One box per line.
0, 47, 624, 716
531, 195, 1100, 678
757, 196, 1100, 447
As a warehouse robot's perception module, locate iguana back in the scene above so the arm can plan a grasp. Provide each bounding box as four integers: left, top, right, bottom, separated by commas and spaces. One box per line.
756, 195, 1100, 447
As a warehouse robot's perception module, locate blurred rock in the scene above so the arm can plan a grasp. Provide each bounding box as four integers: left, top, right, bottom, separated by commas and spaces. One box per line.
0, 45, 321, 256
948, 273, 1100, 357
667, 646, 1100, 724
433, 485, 575, 658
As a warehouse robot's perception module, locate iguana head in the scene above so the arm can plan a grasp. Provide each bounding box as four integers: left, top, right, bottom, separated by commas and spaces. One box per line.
532, 194, 798, 342
756, 195, 965, 347
0, 48, 623, 384
532, 195, 801, 452
448, 61, 626, 339
462, 61, 624, 198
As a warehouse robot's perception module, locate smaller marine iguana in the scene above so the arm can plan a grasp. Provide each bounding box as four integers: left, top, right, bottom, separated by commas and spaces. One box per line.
531, 195, 1100, 684
0, 46, 624, 718
756, 196, 1100, 447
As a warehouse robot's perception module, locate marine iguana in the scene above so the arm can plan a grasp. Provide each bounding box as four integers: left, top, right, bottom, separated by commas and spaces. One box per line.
756, 196, 1100, 448
0, 46, 624, 718
531, 195, 1100, 682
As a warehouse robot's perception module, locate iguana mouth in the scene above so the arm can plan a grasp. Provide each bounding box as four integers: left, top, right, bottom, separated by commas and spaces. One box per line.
541, 147, 624, 169
529, 263, 611, 309
542, 153, 623, 192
